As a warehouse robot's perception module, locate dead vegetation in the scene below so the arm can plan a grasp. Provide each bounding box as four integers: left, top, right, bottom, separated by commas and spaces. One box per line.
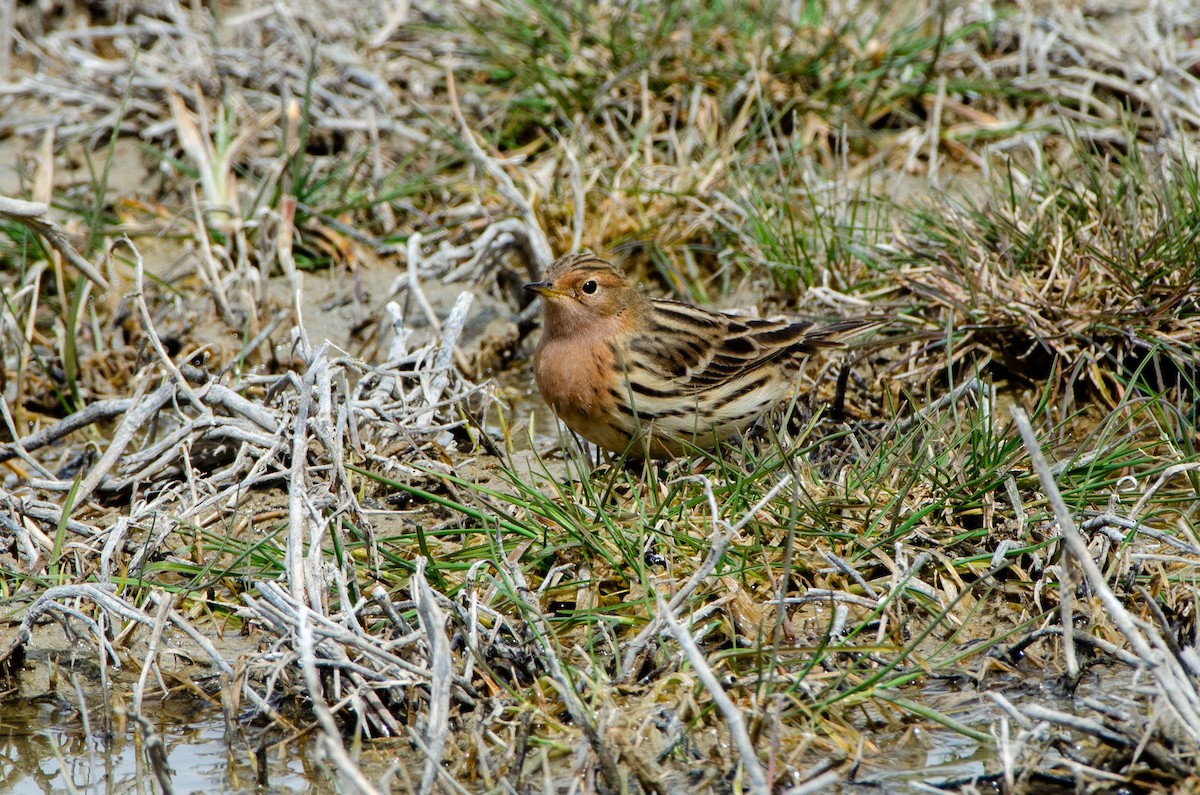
1, 0, 1199, 793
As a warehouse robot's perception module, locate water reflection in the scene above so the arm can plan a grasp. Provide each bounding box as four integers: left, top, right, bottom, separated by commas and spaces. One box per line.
0, 699, 313, 795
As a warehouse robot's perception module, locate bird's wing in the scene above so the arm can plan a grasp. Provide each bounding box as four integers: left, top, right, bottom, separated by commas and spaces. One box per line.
624, 300, 877, 391
614, 301, 885, 435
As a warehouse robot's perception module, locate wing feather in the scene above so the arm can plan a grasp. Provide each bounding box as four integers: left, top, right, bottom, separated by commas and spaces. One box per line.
629, 300, 875, 389
610, 302, 884, 440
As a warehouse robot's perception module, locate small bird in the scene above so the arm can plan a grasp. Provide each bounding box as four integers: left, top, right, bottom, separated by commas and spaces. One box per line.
525, 253, 884, 459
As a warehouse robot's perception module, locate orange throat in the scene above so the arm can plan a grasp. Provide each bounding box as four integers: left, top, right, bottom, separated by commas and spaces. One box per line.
533, 316, 631, 451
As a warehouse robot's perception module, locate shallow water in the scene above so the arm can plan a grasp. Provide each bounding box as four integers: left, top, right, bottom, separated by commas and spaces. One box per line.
848, 665, 1145, 792
854, 728, 991, 791
0, 665, 1143, 794
0, 699, 316, 794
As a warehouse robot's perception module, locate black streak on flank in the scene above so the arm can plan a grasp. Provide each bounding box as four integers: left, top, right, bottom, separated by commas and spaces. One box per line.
630, 380, 675, 399
611, 389, 640, 418
728, 373, 771, 401
613, 385, 665, 416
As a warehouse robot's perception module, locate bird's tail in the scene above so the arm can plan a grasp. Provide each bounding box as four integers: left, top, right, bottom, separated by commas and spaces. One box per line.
802, 316, 891, 348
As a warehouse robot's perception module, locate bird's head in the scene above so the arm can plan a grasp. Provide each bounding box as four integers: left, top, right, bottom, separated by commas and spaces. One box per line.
525, 254, 643, 335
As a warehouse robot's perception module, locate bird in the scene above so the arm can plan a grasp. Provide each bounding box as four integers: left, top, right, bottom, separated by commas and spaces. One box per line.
525, 253, 885, 459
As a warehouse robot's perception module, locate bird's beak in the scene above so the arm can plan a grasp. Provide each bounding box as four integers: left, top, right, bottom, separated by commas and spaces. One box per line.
525, 281, 567, 299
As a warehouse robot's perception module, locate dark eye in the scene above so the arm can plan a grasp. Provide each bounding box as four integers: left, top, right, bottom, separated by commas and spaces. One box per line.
581, 280, 598, 295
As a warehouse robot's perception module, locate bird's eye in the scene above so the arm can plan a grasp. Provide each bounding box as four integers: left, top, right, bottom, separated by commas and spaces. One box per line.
581, 280, 598, 295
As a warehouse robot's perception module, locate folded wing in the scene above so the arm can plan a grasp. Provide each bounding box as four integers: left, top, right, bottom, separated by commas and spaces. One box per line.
613, 300, 883, 440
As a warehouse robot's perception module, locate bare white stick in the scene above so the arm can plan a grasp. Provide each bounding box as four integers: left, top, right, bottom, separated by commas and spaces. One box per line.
286, 358, 316, 606
0, 584, 155, 669
71, 381, 174, 507
133, 592, 174, 714
0, 0, 10, 82
658, 597, 768, 795
491, 524, 621, 790
620, 473, 794, 678
1011, 406, 1200, 741
0, 196, 109, 289
297, 607, 384, 795
122, 237, 211, 417
417, 291, 474, 429
446, 70, 553, 272
556, 130, 585, 253
784, 770, 842, 795
413, 558, 451, 795
405, 233, 444, 335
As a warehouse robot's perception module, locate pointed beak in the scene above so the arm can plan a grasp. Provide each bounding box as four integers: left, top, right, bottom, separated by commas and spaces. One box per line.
525, 281, 567, 299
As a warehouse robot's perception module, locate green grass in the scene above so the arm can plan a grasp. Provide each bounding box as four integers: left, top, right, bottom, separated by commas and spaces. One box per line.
322, 373, 1190, 746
